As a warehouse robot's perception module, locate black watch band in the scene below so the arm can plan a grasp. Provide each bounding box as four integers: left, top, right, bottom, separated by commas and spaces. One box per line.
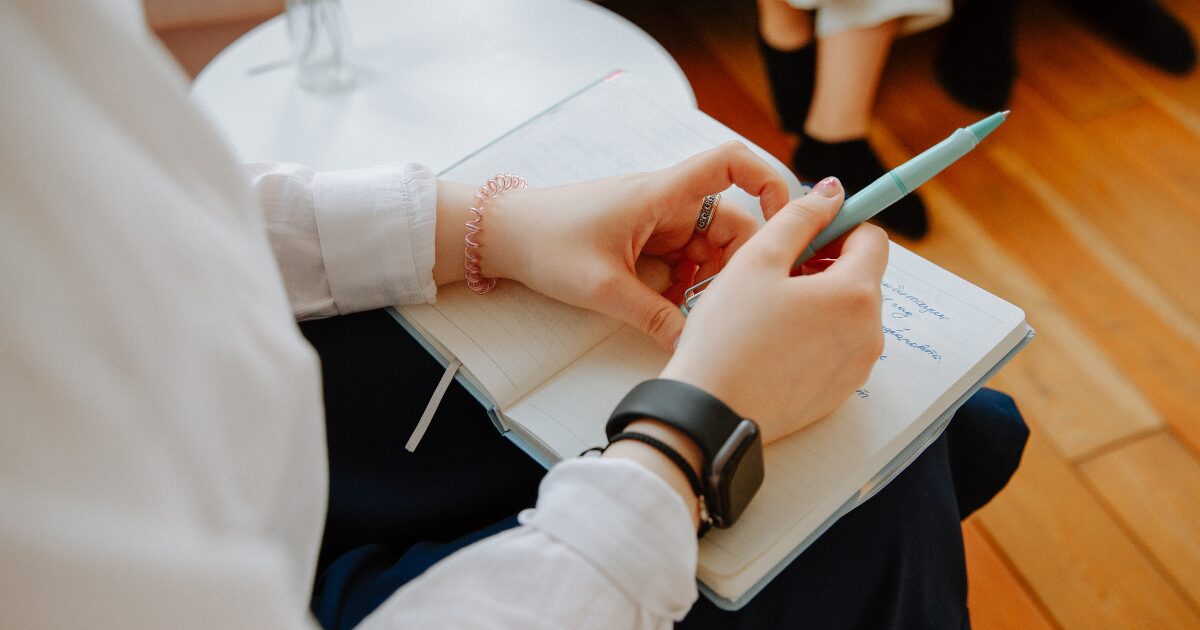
607, 379, 764, 528
607, 379, 742, 460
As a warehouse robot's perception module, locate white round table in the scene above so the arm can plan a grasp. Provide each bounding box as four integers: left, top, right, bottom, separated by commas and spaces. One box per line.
193, 0, 694, 173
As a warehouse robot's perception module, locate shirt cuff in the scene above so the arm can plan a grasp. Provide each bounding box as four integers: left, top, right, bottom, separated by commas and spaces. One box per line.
519, 457, 698, 620
312, 163, 437, 313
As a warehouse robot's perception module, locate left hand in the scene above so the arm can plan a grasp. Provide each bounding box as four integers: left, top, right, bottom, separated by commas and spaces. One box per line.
481, 142, 790, 349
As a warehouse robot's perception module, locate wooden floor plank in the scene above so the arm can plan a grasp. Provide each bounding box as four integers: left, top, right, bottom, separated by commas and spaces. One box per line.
976, 433, 1200, 628
1081, 103, 1200, 225
1014, 2, 1145, 121
1081, 432, 1200, 609
992, 86, 1200, 320
963, 519, 1058, 630
984, 143, 1200, 354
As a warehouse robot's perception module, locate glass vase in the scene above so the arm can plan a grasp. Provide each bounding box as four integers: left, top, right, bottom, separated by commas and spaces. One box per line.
287, 0, 356, 92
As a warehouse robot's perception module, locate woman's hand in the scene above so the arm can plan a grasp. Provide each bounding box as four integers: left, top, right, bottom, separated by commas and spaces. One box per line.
439, 142, 790, 350
660, 177, 889, 443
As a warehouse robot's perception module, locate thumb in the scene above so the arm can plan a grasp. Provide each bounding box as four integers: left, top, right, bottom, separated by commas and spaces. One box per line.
747, 176, 844, 267
598, 276, 685, 351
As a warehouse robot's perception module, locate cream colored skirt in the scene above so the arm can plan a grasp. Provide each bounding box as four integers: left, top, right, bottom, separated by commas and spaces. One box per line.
783, 0, 951, 37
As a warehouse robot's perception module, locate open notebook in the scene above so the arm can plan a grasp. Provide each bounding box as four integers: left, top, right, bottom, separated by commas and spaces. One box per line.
388, 73, 1034, 609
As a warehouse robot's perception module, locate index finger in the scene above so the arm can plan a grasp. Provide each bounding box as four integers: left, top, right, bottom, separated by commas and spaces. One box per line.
663, 141, 790, 219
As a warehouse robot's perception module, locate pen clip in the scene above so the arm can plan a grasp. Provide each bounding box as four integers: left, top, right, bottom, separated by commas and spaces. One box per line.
680, 275, 717, 316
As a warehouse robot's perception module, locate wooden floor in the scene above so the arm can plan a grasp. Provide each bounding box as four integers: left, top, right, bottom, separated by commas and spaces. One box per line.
602, 0, 1200, 627
160, 1, 1200, 627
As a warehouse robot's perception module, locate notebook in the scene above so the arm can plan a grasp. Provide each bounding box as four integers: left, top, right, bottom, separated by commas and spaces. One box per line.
387, 72, 1034, 609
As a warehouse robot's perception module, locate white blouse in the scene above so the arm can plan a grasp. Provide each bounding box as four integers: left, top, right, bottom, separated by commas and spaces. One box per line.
0, 2, 696, 628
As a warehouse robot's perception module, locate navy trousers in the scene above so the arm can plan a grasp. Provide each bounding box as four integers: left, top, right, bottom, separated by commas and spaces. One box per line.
301, 310, 1028, 630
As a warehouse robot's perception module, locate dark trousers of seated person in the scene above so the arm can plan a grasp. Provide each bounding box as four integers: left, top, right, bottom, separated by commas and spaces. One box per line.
302, 310, 1028, 630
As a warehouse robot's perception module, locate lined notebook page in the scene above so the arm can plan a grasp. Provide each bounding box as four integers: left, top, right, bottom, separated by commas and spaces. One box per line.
506, 243, 1028, 599
397, 74, 800, 409
506, 327, 667, 456
400, 283, 621, 409
433, 73, 799, 211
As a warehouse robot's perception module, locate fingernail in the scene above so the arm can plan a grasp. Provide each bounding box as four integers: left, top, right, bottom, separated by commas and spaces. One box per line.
671, 334, 681, 351
814, 176, 841, 198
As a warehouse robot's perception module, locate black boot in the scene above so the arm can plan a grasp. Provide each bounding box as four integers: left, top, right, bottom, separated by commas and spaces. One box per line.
1057, 0, 1196, 74
794, 131, 929, 239
759, 35, 816, 134
935, 0, 1018, 112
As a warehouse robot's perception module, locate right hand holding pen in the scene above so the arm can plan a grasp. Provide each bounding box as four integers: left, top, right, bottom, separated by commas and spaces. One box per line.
660, 177, 889, 444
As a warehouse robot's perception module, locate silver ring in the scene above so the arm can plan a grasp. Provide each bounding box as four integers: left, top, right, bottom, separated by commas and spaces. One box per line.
696, 194, 720, 233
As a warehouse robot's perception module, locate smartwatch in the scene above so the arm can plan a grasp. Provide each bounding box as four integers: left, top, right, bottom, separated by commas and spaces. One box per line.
607, 379, 764, 529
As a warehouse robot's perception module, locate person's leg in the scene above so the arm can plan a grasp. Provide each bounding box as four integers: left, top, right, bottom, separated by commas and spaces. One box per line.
681, 433, 968, 629
805, 20, 898, 142
794, 19, 930, 240
945, 388, 1028, 519
758, 0, 814, 51
299, 310, 547, 630
757, 0, 816, 133
935, 0, 1018, 112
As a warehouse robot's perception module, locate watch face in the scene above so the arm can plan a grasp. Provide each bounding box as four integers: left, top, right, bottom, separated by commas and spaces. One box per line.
709, 419, 765, 528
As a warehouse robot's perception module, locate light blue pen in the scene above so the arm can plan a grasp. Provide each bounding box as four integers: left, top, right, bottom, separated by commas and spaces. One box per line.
681, 110, 1009, 315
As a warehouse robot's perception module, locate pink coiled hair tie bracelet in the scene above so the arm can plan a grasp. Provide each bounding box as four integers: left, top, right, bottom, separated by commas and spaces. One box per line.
463, 173, 527, 294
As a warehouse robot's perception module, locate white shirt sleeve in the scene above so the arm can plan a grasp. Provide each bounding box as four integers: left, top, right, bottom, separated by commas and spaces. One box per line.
358, 458, 700, 630
245, 161, 439, 320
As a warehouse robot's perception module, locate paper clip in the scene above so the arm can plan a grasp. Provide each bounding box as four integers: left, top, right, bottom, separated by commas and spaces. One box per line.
680, 275, 717, 316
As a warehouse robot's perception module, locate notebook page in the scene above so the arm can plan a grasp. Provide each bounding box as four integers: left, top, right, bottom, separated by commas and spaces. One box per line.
401, 283, 622, 409
506, 327, 667, 457
506, 243, 1027, 594
436, 73, 799, 223
397, 74, 801, 409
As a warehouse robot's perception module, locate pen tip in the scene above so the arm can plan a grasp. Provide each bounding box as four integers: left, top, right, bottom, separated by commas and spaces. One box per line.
1001, 110, 1011, 117
967, 111, 1009, 141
